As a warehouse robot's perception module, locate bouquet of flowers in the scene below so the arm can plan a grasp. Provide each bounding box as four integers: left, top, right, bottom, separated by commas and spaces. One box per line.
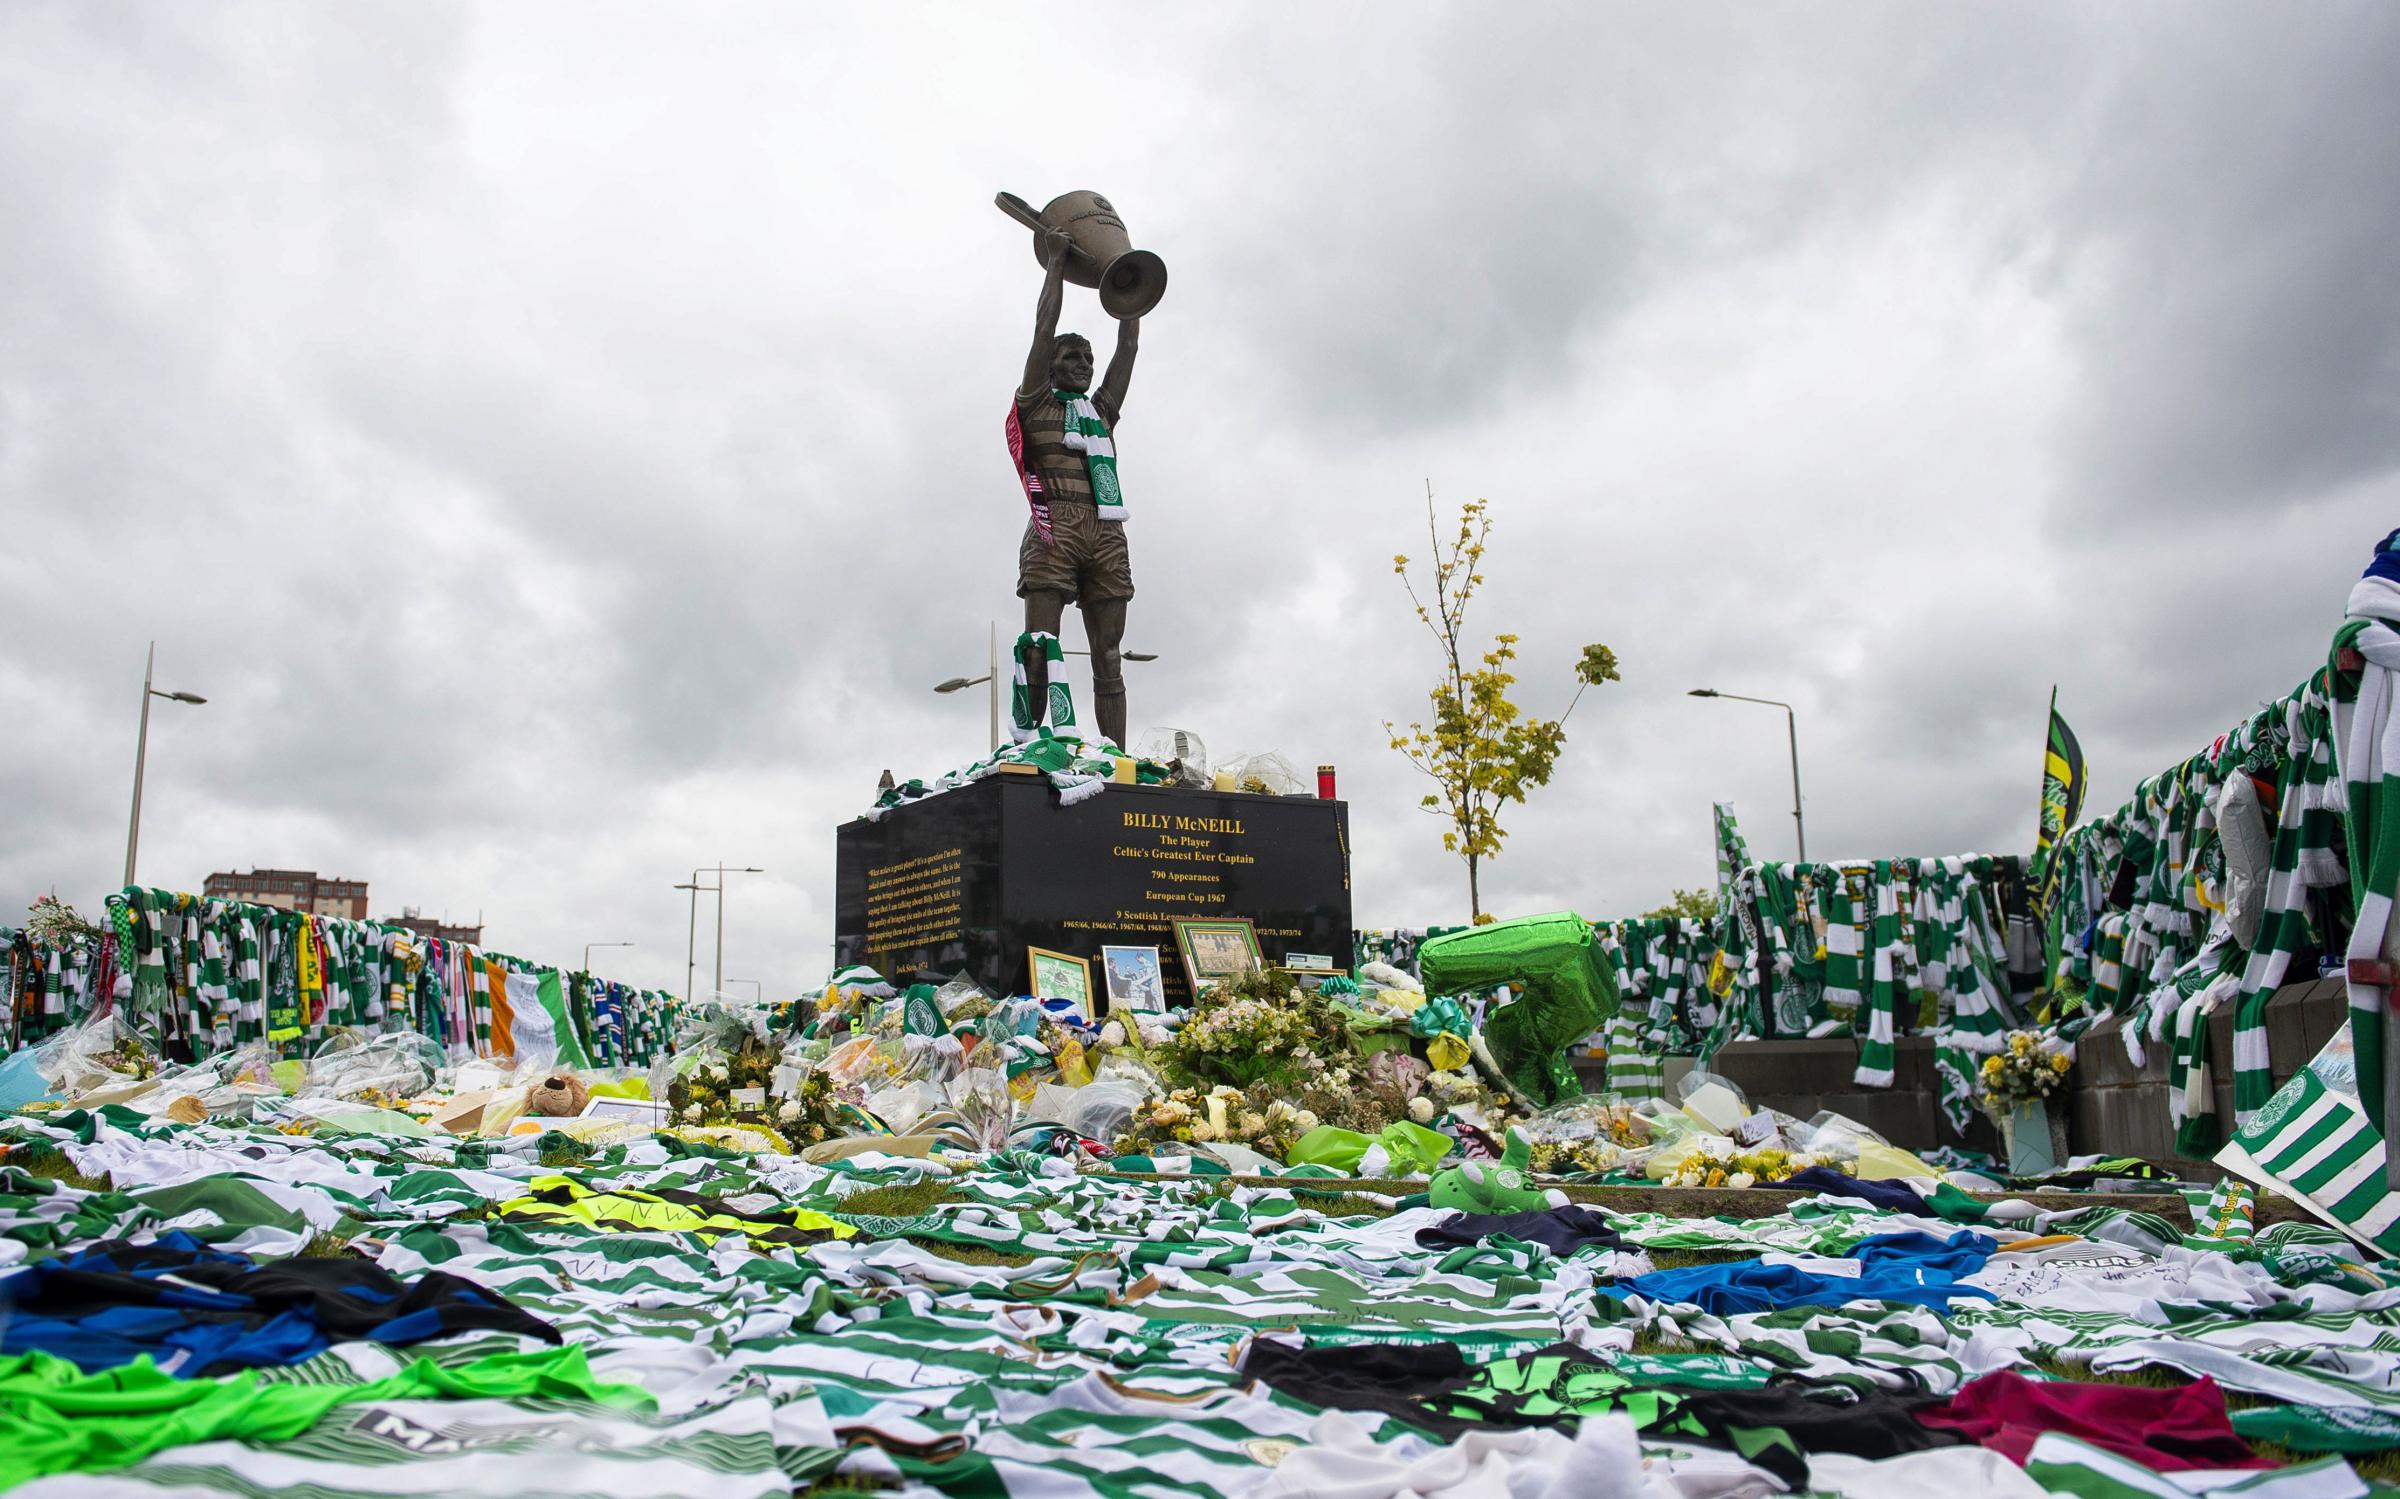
1153, 969, 1350, 1091
1409, 1065, 1518, 1130
1112, 1085, 1322, 1159
668, 1039, 781, 1126
772, 1068, 845, 1147
1979, 1030, 2072, 1114
1528, 1137, 1623, 1176
1660, 1144, 1838, 1189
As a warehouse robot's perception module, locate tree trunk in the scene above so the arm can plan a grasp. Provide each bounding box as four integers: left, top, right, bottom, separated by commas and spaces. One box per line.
1467, 855, 1481, 922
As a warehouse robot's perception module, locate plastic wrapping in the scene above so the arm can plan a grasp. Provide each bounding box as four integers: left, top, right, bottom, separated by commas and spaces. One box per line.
1785, 1109, 1884, 1162
932, 975, 991, 1015
673, 992, 782, 1053
301, 1031, 444, 1103
867, 1079, 949, 1135
1213, 751, 1305, 796
1059, 1078, 1145, 1142
1132, 727, 1211, 788
1358, 961, 1424, 995
1643, 1130, 1736, 1182
34, 1011, 162, 1096
1676, 1070, 1750, 1134
139, 1041, 284, 1122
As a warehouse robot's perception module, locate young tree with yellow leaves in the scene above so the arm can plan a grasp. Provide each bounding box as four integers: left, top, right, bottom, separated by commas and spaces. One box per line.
1387, 489, 1619, 920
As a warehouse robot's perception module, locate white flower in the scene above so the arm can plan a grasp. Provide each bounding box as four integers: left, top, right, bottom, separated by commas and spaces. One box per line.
777, 1100, 801, 1122
705, 1063, 728, 1083
1293, 1109, 1320, 1133
1100, 1021, 1126, 1047
1726, 1171, 1757, 1190
1409, 1096, 1437, 1124
681, 1104, 702, 1122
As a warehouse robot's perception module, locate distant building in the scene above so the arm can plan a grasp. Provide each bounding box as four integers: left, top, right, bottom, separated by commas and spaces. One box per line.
202, 868, 368, 920
383, 906, 485, 947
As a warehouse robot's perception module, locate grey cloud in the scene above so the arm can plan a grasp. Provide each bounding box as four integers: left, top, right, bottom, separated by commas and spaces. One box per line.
4, 4, 2397, 997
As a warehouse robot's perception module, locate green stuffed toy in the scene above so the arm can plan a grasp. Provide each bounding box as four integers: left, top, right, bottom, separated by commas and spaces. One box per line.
1429, 1127, 1568, 1215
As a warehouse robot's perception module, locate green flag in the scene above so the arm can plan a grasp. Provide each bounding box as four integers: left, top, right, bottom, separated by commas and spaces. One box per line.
2031, 692, 2086, 912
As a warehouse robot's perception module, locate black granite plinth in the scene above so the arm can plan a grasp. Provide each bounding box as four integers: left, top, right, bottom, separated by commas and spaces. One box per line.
834, 774, 1353, 1005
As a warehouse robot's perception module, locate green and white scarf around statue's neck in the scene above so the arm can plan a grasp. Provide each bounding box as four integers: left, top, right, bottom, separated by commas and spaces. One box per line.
1057, 390, 1124, 522
1011, 630, 1082, 744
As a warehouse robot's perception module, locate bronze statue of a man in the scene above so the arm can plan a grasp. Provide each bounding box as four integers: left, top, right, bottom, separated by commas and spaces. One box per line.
1006, 225, 1140, 748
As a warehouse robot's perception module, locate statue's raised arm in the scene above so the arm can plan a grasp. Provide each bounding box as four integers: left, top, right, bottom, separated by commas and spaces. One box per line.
1095, 314, 1138, 421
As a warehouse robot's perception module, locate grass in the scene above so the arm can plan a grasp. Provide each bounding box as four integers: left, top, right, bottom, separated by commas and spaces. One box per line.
297, 1231, 360, 1258
1639, 1247, 1760, 1270
1288, 1189, 1398, 1219
835, 1178, 964, 1219
906, 1237, 1035, 1267
794, 1476, 897, 1497
5, 1144, 113, 1194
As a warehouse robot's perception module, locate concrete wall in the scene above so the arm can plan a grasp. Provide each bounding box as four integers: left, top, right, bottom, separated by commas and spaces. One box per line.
2070, 978, 2347, 1176
1570, 977, 2348, 1170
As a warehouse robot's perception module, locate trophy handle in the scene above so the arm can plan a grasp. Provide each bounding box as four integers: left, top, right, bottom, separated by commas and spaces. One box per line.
996, 191, 1098, 268
994, 191, 1045, 232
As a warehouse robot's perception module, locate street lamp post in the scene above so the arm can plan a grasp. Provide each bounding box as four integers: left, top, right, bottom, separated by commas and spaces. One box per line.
673, 876, 704, 1001
583, 940, 634, 975
673, 865, 763, 1001
936, 620, 1158, 750
726, 978, 763, 1002
124, 641, 207, 889
1687, 689, 1806, 862
714, 865, 762, 998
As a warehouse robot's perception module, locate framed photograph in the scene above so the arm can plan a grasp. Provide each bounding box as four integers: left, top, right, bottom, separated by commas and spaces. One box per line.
1100, 945, 1168, 1013
577, 1095, 669, 1124
1026, 946, 1094, 1016
1173, 918, 1263, 994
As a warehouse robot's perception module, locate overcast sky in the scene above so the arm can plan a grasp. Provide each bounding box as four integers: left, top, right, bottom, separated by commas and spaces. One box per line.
5, 3, 2395, 997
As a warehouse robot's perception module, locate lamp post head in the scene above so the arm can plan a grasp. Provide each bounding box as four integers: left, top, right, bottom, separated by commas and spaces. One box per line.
739, 866, 763, 873
154, 690, 207, 705
934, 676, 978, 694
1125, 651, 1160, 662
1687, 688, 1719, 698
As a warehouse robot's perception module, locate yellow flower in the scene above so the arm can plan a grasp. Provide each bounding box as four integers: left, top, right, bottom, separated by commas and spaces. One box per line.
2010, 1034, 2032, 1055
1983, 1056, 2004, 1076
2051, 1053, 2072, 1073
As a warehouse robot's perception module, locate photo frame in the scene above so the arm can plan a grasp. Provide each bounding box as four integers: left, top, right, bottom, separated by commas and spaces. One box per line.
577, 1095, 670, 1124
1100, 944, 1169, 1013
1173, 917, 1263, 994
1026, 945, 1094, 1016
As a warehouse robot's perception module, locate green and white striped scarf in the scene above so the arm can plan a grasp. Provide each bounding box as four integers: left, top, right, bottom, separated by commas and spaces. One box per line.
1603, 1010, 1664, 1099
1855, 862, 1902, 1087
1056, 389, 1125, 522
1818, 869, 1863, 1015
1009, 630, 1081, 744
2229, 686, 2345, 1125
2335, 548, 2400, 1136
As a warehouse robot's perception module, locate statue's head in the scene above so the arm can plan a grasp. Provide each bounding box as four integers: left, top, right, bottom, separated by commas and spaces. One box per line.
1049, 333, 1094, 393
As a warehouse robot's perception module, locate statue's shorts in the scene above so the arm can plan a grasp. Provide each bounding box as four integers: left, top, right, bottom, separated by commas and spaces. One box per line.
1016, 499, 1135, 604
